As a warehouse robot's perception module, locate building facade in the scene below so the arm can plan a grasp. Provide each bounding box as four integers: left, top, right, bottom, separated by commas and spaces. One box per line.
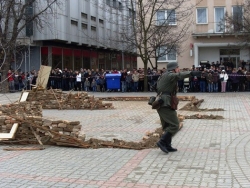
137, 0, 250, 70
18, 0, 137, 73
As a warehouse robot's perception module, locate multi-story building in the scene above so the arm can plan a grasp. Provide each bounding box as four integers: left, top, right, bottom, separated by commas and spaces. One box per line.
137, 0, 250, 70
18, 0, 137, 72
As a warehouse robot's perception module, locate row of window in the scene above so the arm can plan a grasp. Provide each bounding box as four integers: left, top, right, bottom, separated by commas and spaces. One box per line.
196, 6, 243, 32
156, 6, 243, 33
106, 0, 123, 10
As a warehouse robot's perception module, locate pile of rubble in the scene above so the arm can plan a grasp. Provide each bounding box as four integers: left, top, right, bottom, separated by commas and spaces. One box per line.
99, 95, 196, 102
0, 91, 225, 150
178, 114, 223, 121
0, 102, 87, 148
26, 89, 113, 110
0, 100, 180, 150
179, 98, 224, 111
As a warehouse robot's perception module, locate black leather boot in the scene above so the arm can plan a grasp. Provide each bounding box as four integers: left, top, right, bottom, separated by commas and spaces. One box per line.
165, 132, 177, 152
157, 132, 169, 153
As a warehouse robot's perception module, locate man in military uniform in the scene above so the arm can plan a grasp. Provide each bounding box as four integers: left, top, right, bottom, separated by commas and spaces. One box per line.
156, 62, 198, 154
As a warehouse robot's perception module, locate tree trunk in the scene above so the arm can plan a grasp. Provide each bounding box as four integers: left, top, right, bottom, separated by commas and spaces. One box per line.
1, 54, 12, 93
144, 62, 148, 92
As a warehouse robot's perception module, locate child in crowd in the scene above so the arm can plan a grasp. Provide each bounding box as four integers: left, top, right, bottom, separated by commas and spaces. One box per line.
91, 78, 97, 92
84, 78, 90, 91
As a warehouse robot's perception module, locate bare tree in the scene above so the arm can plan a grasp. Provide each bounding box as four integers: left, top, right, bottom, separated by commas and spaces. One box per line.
120, 0, 196, 91
0, 0, 60, 92
224, 1, 250, 43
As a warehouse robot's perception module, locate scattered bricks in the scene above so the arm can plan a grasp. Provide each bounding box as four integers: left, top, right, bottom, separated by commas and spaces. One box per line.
25, 90, 114, 110
4, 120, 11, 124
1, 125, 7, 130
0, 120, 5, 124
51, 127, 64, 131
58, 123, 67, 128
72, 125, 81, 129
51, 124, 58, 128
32, 116, 43, 121
70, 132, 77, 137
77, 132, 85, 141
63, 127, 73, 132
34, 121, 43, 126
6, 124, 13, 129
69, 121, 80, 125
63, 132, 71, 136
0, 115, 5, 120
43, 122, 52, 127
72, 128, 80, 132
63, 120, 70, 125
52, 120, 64, 124
153, 133, 160, 137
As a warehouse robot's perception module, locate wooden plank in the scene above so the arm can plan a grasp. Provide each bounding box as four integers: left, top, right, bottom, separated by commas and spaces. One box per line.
0, 123, 19, 139
29, 126, 43, 146
19, 91, 29, 102
36, 65, 52, 89
3, 147, 45, 151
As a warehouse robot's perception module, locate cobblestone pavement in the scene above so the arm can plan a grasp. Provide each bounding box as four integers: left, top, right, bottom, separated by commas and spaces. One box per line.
0, 91, 250, 188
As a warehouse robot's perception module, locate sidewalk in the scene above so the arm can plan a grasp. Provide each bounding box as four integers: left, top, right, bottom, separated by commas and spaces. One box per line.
0, 92, 250, 187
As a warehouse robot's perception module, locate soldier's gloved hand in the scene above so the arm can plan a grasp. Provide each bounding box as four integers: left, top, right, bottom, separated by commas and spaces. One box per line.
190, 71, 201, 77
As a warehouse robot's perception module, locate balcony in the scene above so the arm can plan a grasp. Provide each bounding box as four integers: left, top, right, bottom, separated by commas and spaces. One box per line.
192, 22, 243, 39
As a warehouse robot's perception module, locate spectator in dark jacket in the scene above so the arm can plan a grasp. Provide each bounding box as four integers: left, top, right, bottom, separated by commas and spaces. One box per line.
230, 68, 239, 92
206, 71, 213, 92
120, 69, 127, 92
212, 71, 219, 92
199, 71, 206, 92
237, 67, 246, 91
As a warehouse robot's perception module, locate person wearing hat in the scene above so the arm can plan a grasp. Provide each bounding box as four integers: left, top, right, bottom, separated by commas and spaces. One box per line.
156, 62, 199, 153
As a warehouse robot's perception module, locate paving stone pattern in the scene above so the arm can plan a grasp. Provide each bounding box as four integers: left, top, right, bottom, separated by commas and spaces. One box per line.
0, 92, 250, 187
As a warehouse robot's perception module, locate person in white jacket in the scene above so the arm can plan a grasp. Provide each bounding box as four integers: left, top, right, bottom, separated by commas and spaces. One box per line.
220, 70, 228, 92
76, 71, 82, 91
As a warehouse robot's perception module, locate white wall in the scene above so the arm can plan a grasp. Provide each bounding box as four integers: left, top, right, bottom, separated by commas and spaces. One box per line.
199, 47, 220, 63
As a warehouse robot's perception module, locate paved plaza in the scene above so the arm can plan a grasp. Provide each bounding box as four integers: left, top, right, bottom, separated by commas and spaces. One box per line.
0, 91, 250, 188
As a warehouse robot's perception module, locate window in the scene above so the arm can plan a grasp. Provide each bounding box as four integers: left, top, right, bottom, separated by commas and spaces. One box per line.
119, 2, 122, 11
82, 23, 87, 29
214, 7, 225, 33
106, 0, 110, 6
81, 13, 87, 19
113, 0, 117, 8
129, 8, 133, 17
128, 8, 136, 19
196, 8, 208, 24
158, 46, 177, 61
91, 26, 96, 31
156, 9, 176, 26
71, 20, 78, 26
232, 6, 243, 32
91, 16, 96, 22
99, 19, 104, 24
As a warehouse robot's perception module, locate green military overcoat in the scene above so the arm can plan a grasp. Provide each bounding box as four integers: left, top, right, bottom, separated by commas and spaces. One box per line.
156, 71, 191, 135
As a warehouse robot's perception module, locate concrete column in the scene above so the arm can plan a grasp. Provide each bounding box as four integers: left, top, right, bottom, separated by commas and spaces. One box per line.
194, 43, 199, 67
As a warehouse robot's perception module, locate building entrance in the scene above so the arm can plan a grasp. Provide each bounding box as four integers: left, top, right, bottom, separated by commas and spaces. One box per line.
220, 49, 240, 69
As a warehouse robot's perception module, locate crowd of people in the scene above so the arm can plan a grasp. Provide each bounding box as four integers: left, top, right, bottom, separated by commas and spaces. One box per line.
5, 60, 250, 93
180, 63, 250, 93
